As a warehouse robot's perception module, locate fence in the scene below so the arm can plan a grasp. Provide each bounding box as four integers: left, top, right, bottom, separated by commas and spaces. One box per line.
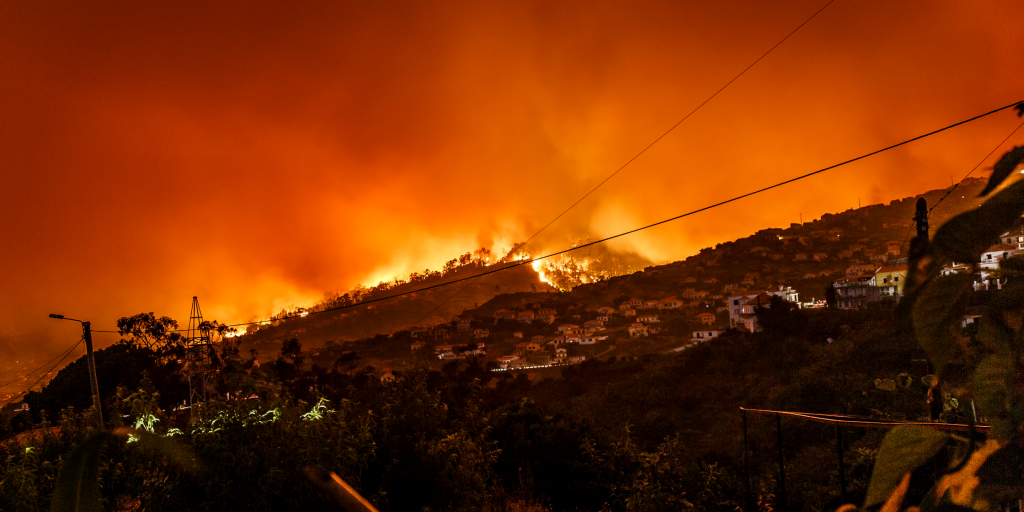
740, 407, 987, 512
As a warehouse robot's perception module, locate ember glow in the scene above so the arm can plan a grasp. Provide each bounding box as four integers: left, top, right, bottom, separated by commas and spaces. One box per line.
2, 0, 1023, 359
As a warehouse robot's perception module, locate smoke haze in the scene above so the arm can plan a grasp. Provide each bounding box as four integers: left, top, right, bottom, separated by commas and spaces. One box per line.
2, 0, 1023, 360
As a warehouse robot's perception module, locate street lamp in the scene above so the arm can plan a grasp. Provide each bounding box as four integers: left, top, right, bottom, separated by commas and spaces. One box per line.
48, 313, 103, 426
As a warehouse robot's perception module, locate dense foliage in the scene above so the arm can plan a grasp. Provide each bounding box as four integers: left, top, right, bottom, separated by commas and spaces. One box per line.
2, 299, 947, 512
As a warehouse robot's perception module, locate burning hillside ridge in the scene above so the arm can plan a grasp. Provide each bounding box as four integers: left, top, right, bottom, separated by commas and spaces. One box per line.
236, 241, 648, 338
532, 239, 652, 291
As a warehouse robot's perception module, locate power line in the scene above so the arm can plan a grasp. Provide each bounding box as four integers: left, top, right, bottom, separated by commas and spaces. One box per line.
194, 99, 1023, 331
1, 337, 84, 407
0, 337, 85, 389
510, 0, 837, 254
82, 99, 1023, 334
897, 116, 1024, 255
401, 0, 839, 330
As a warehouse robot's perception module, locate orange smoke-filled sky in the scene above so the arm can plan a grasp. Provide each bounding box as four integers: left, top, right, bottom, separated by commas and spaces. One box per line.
2, 0, 1023, 359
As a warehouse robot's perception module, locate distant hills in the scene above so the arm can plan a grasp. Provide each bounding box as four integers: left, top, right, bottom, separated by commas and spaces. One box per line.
241, 178, 989, 354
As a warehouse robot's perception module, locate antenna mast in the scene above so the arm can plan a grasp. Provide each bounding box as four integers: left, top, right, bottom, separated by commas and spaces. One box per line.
185, 296, 214, 418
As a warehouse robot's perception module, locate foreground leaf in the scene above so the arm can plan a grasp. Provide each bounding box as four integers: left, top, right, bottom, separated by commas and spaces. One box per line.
913, 274, 973, 373
980, 146, 1024, 196
865, 425, 948, 507
932, 178, 1024, 263
50, 431, 115, 512
974, 354, 1014, 440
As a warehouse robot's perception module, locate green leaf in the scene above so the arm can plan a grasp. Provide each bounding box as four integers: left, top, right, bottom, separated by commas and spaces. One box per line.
50, 431, 115, 512
933, 178, 1024, 263
977, 315, 1014, 352
114, 428, 202, 473
913, 274, 973, 373
865, 426, 948, 507
980, 146, 1024, 196
974, 354, 1013, 440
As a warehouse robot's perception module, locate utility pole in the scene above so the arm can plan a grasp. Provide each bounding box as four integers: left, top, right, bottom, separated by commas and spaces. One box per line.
914, 198, 929, 239
912, 199, 942, 420
82, 321, 103, 425
48, 313, 103, 427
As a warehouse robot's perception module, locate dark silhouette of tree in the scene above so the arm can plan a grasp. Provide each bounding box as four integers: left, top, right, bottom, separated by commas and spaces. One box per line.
116, 312, 183, 350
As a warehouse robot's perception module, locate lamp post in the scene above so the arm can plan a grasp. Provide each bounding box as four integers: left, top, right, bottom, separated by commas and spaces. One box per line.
48, 314, 103, 426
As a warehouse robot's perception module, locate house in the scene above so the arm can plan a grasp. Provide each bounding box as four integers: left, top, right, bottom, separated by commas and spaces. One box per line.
769, 285, 800, 303
637, 314, 660, 324
517, 310, 536, 323
833, 274, 881, 309
838, 250, 853, 259
794, 253, 808, 261
697, 312, 716, 326
531, 334, 547, 345
513, 331, 523, 338
583, 320, 605, 331
658, 297, 682, 309
770, 253, 784, 260
999, 227, 1024, 246
457, 317, 472, 331
597, 306, 616, 315
411, 328, 431, 338
846, 264, 877, 277
514, 341, 543, 355
434, 344, 454, 355
643, 299, 661, 310
624, 298, 644, 308
433, 328, 450, 340
622, 309, 636, 317
812, 252, 828, 261
803, 273, 818, 279
870, 253, 889, 263
525, 353, 552, 367
496, 355, 521, 369
874, 265, 909, 296
537, 308, 557, 322
981, 244, 1019, 271
410, 341, 426, 352
885, 240, 902, 256
628, 323, 649, 337
557, 323, 579, 332
596, 315, 610, 322
736, 294, 772, 331
750, 246, 769, 256
568, 355, 587, 364
704, 277, 719, 284
563, 326, 586, 337
684, 276, 697, 283
727, 293, 760, 327
553, 347, 568, 363
941, 263, 972, 276
493, 309, 516, 320
473, 328, 490, 338
691, 330, 722, 343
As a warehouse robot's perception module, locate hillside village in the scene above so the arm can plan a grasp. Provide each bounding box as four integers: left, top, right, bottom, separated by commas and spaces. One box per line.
253, 177, 1023, 377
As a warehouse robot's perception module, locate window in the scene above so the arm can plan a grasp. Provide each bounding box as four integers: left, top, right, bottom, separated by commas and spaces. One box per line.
733, 299, 739, 305
894, 276, 899, 282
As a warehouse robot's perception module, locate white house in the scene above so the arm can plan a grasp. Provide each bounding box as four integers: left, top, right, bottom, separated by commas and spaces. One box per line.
691, 330, 722, 343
